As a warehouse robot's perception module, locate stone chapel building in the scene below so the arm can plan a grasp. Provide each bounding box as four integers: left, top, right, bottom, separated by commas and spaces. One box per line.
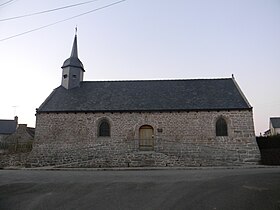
27, 34, 260, 167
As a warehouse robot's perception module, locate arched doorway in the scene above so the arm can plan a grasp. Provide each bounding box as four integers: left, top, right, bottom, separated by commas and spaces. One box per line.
139, 125, 154, 150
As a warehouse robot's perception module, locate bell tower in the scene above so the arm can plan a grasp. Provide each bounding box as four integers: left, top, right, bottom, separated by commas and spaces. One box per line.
61, 30, 85, 89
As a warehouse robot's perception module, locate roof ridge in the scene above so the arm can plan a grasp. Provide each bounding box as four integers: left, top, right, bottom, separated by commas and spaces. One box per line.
81, 78, 232, 83
0, 119, 16, 122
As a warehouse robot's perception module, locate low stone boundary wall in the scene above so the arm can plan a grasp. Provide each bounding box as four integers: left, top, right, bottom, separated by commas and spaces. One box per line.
0, 142, 33, 168
0, 152, 30, 168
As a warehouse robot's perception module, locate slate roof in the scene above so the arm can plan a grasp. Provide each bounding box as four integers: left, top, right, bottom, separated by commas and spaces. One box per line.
37, 78, 251, 113
0, 120, 17, 134
270, 118, 280, 128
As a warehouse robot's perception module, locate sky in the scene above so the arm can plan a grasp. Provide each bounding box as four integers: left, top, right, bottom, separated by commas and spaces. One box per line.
0, 0, 279, 135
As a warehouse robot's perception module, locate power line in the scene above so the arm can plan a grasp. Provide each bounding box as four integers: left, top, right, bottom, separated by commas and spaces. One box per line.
0, 0, 126, 42
0, 0, 100, 22
0, 0, 16, 7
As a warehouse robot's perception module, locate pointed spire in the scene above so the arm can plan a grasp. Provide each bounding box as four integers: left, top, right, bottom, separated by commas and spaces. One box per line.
70, 27, 78, 58
70, 34, 78, 58
61, 28, 84, 71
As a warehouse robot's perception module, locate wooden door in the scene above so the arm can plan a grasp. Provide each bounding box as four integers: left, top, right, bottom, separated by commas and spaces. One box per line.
139, 125, 154, 150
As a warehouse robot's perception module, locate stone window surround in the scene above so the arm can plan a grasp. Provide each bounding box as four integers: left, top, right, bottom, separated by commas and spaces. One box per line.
97, 117, 111, 137
215, 116, 230, 137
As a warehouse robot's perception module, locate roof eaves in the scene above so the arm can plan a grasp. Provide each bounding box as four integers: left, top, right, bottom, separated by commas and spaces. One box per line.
37, 107, 252, 114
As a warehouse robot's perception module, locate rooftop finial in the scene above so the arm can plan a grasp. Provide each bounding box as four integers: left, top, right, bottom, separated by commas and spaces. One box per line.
75, 26, 78, 35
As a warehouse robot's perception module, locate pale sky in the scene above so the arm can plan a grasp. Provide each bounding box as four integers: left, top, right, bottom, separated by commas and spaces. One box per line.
0, 0, 279, 135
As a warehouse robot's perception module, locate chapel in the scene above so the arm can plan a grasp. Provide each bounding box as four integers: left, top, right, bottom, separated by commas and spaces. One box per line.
27, 34, 260, 167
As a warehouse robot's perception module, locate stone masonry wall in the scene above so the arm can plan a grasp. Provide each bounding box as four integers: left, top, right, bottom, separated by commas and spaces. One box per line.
0, 153, 30, 168
27, 110, 260, 167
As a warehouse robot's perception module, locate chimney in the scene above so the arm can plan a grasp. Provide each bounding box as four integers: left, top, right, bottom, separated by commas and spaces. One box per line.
14, 116, 18, 125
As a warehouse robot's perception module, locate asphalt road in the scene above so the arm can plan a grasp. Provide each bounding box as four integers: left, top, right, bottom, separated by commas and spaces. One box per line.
0, 167, 280, 210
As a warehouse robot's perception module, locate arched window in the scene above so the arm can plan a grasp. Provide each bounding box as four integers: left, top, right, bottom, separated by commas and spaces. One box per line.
98, 120, 110, 137
216, 117, 228, 136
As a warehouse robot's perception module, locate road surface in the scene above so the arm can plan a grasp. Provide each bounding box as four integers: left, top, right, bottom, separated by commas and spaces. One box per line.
0, 167, 280, 210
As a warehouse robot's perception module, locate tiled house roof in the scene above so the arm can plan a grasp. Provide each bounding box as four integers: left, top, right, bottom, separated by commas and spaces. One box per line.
271, 118, 280, 128
0, 120, 17, 134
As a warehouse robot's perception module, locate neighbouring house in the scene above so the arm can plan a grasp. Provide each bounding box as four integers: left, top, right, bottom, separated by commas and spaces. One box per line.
0, 116, 18, 142
268, 117, 280, 136
0, 122, 34, 167
0, 116, 34, 156
27, 34, 260, 168
4, 124, 34, 148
